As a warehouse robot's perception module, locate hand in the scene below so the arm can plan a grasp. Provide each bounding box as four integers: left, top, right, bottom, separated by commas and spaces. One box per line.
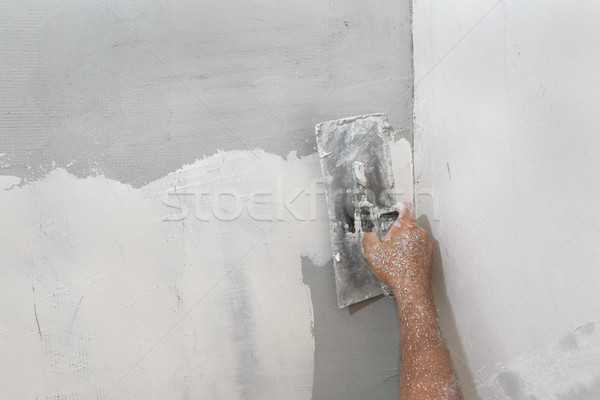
362, 202, 433, 296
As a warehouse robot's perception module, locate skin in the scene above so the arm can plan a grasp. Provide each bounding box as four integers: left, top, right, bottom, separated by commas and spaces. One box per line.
363, 202, 461, 400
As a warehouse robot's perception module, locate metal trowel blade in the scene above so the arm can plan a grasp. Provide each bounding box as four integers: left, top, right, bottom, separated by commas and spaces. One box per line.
315, 113, 412, 308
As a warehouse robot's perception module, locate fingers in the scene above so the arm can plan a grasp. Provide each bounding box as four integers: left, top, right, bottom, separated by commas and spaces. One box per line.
383, 202, 416, 242
362, 232, 381, 258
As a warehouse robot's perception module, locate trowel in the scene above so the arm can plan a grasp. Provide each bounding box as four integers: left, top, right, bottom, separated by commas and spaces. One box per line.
315, 114, 413, 308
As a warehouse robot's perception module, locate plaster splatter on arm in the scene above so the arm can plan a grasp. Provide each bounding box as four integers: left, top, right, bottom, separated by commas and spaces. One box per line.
363, 202, 461, 400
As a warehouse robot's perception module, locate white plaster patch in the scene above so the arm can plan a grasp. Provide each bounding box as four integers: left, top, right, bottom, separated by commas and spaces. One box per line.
0, 175, 20, 190
0, 150, 331, 399
390, 137, 413, 203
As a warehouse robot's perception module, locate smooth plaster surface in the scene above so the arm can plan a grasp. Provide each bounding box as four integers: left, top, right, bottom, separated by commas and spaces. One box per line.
1, 151, 327, 399
413, 0, 600, 398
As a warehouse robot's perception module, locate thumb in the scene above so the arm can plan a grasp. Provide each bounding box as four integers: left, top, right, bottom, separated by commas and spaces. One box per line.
362, 232, 381, 258
395, 201, 415, 222
382, 201, 415, 242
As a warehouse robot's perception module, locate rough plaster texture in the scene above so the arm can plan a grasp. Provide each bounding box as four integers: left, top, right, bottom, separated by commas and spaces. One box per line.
0, 0, 413, 187
1, 1, 413, 398
413, 0, 600, 398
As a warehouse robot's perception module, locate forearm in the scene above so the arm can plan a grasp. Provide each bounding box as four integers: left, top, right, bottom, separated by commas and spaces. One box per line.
394, 285, 460, 400
362, 202, 460, 399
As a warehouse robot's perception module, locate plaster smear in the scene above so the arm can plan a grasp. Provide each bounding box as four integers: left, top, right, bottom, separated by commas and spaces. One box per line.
0, 149, 332, 399
473, 321, 600, 400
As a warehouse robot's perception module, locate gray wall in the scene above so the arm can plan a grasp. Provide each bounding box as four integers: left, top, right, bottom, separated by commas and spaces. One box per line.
0, 1, 413, 399
1, 0, 413, 187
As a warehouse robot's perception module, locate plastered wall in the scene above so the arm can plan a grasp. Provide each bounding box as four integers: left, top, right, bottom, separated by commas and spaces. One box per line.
0, 1, 413, 399
413, 1, 600, 398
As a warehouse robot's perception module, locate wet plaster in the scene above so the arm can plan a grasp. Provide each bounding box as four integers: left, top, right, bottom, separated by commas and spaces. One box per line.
226, 258, 261, 399
0, 0, 413, 187
301, 256, 400, 400
0, 151, 326, 399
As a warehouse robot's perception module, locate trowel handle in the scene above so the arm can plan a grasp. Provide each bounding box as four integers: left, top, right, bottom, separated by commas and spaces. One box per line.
366, 208, 399, 300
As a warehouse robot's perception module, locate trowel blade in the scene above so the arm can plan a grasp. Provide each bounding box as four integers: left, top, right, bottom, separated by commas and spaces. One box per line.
315, 113, 411, 308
